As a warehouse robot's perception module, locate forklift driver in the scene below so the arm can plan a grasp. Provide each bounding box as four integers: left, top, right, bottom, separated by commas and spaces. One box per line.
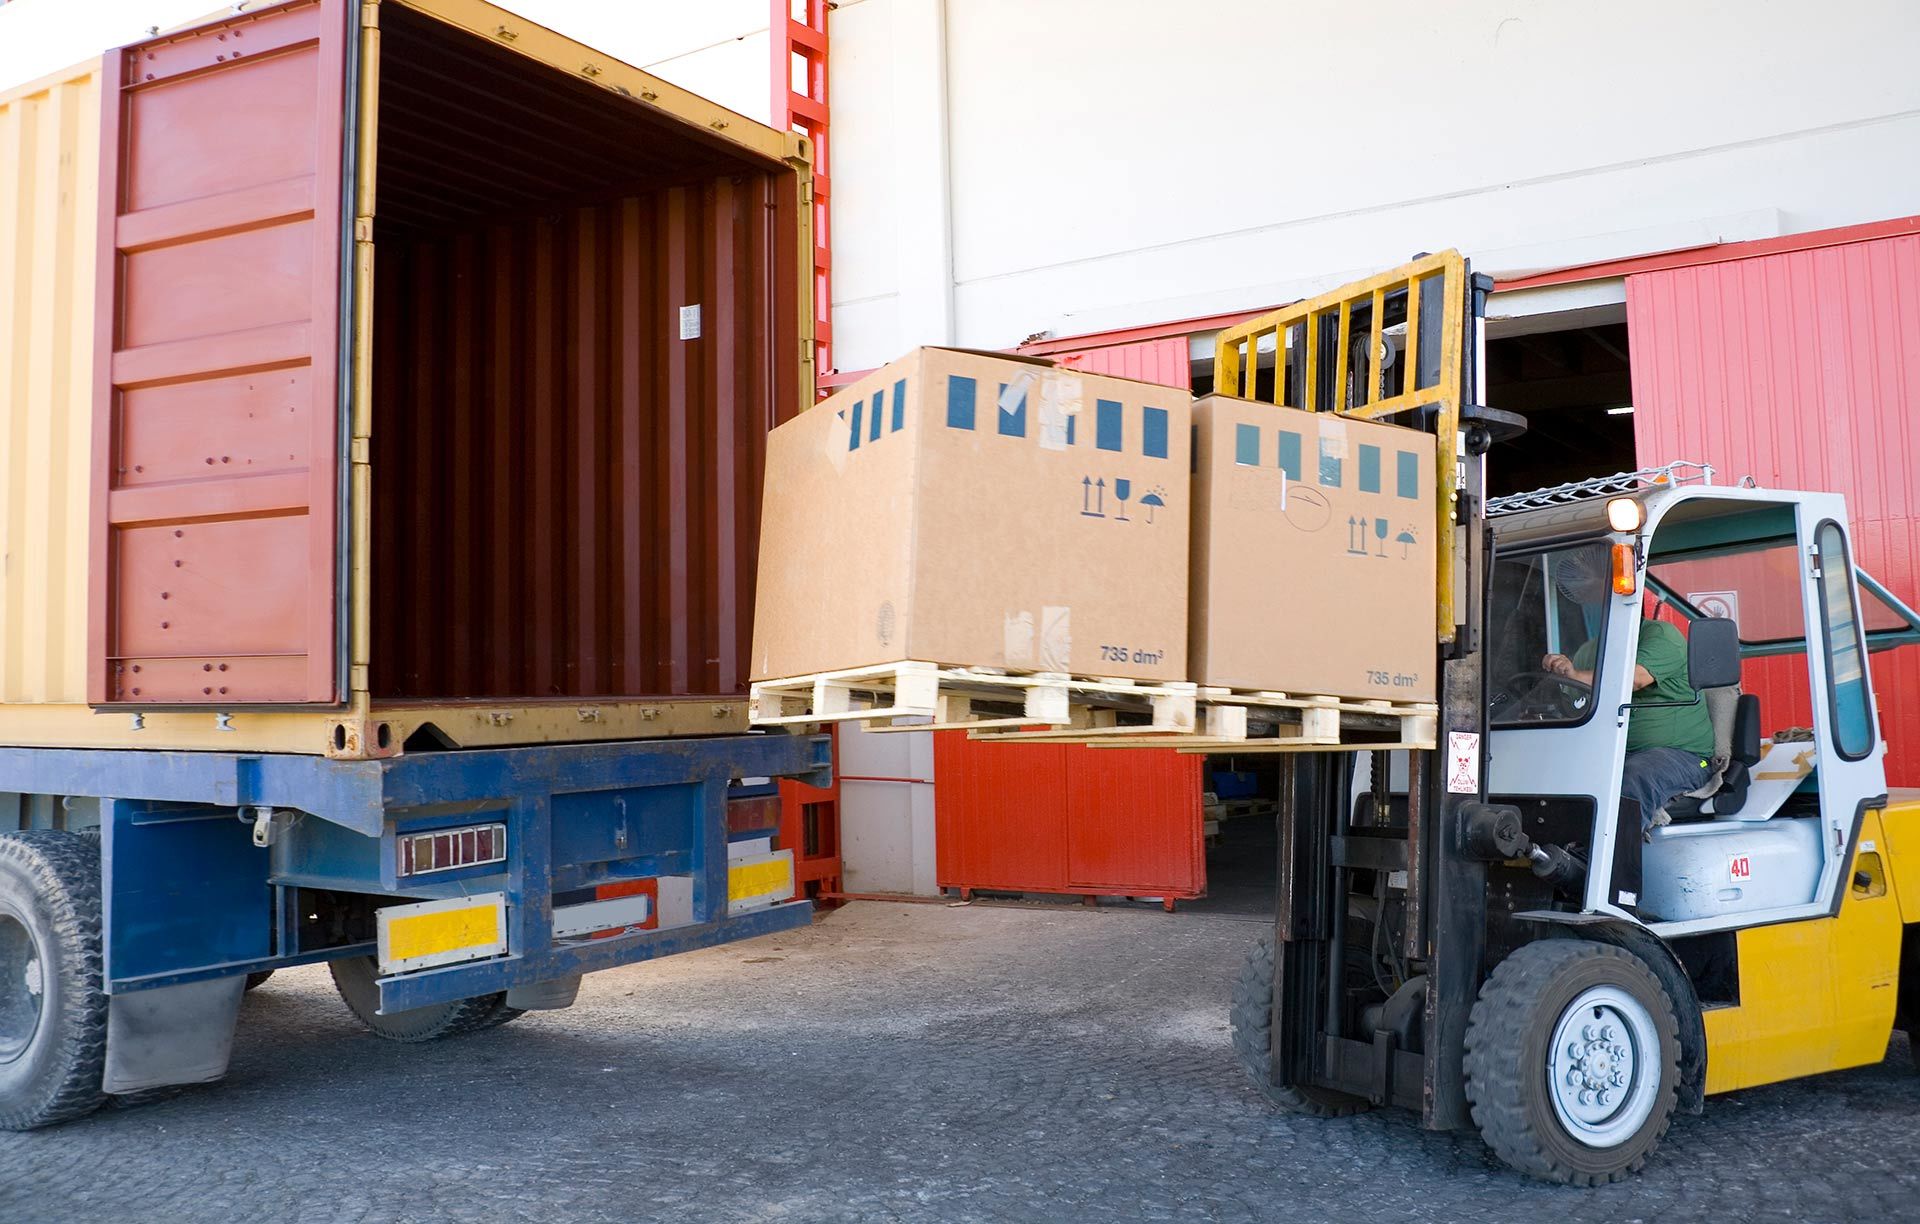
1541, 554, 1716, 829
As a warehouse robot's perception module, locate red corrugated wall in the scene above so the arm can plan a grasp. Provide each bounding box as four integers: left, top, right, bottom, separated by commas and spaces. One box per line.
933, 731, 1205, 899
1626, 230, 1920, 784
1037, 336, 1192, 390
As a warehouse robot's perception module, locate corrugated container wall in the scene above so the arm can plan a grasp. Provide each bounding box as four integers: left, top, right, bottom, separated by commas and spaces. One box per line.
1626, 231, 1920, 785
0, 62, 97, 706
0, 0, 812, 757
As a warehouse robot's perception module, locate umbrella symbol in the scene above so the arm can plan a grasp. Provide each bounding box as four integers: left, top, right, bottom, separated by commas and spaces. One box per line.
1395, 527, 1417, 559
1139, 488, 1166, 524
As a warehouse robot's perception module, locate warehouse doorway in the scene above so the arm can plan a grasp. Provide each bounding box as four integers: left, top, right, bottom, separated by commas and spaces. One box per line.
1482, 310, 1638, 498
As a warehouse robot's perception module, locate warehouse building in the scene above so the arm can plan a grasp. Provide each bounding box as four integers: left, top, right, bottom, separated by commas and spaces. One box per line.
5, 0, 1915, 907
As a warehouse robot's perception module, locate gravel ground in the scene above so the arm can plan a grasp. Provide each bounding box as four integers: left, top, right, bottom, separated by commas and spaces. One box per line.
4, 900, 1916, 1223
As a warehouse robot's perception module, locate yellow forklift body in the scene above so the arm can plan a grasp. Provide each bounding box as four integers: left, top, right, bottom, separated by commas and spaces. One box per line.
1701, 798, 1918, 1093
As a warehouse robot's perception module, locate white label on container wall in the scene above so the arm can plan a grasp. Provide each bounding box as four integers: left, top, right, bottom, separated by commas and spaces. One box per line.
679, 304, 702, 340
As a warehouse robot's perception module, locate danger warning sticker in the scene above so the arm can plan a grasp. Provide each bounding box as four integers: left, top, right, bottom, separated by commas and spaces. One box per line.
1446, 732, 1480, 795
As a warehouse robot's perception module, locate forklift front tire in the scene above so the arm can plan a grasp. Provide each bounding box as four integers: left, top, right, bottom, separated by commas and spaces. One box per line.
1464, 940, 1679, 1185
1230, 934, 1371, 1118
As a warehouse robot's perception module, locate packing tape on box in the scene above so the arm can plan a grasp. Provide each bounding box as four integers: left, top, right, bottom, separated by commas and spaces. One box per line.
1039, 606, 1072, 672
1037, 372, 1082, 452
1004, 610, 1035, 667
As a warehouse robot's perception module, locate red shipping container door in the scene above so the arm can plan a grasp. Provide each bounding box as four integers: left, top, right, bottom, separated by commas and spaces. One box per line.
933, 731, 1204, 904
1626, 227, 1920, 784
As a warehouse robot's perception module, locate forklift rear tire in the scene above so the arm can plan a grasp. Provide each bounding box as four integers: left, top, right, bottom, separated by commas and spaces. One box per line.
329, 956, 524, 1043
0, 831, 108, 1131
1464, 940, 1679, 1185
1230, 934, 1371, 1118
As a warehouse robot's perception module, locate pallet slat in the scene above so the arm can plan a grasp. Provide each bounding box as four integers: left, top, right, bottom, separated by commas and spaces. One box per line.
751, 661, 1436, 750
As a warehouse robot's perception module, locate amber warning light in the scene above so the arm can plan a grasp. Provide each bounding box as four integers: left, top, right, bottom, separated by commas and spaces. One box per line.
1611, 543, 1638, 596
398, 823, 508, 877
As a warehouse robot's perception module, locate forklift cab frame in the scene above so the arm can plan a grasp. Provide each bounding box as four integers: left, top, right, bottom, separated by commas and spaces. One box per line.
1485, 477, 1920, 936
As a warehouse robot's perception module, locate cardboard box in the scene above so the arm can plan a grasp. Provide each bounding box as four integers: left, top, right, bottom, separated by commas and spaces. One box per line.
1189, 395, 1436, 701
751, 348, 1190, 683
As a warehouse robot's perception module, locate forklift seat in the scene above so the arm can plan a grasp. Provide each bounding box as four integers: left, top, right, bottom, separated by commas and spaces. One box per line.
1664, 691, 1762, 820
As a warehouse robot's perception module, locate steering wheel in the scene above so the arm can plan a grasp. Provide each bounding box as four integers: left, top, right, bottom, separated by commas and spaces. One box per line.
1497, 670, 1594, 720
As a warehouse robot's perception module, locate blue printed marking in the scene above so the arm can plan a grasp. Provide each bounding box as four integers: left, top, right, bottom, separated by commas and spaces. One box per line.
1397, 450, 1420, 498
1067, 414, 1076, 446
848, 397, 864, 451
997, 382, 1027, 438
1234, 422, 1260, 466
1277, 430, 1302, 481
1143, 406, 1168, 459
891, 379, 907, 432
869, 388, 885, 442
1358, 444, 1381, 493
1096, 399, 1123, 452
947, 375, 976, 430
1318, 438, 1342, 487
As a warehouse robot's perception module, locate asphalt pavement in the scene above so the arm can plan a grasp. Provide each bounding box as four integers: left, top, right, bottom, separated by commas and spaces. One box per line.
4, 900, 1915, 1223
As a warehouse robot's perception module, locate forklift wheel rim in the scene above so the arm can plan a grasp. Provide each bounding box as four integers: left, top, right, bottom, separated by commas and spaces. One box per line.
1545, 985, 1660, 1148
0, 911, 43, 1065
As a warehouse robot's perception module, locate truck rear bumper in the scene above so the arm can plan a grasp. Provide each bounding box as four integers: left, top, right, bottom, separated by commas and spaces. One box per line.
375, 897, 814, 1012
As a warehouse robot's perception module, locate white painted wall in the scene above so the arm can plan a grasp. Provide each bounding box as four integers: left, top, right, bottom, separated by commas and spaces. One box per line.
0, 0, 771, 121
835, 722, 940, 896
827, 0, 1920, 370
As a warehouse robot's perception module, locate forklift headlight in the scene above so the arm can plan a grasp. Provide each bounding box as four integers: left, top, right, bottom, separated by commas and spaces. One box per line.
1605, 497, 1645, 533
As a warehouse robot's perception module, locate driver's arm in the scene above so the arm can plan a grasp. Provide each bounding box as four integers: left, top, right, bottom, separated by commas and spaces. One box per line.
1541, 653, 1595, 685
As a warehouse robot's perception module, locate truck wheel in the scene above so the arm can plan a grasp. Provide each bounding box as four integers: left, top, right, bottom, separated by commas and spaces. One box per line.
328, 956, 524, 1042
244, 970, 275, 991
0, 831, 108, 1131
1229, 934, 1371, 1118
1464, 940, 1679, 1185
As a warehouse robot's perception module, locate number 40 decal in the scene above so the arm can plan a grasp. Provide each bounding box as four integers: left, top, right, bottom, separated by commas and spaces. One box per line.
1729, 854, 1753, 882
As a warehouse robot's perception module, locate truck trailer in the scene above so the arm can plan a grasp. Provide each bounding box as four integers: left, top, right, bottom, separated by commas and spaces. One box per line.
0, 0, 827, 1129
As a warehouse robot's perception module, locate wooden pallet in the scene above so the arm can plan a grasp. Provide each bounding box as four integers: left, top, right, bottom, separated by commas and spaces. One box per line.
748, 661, 1200, 734
977, 687, 1437, 753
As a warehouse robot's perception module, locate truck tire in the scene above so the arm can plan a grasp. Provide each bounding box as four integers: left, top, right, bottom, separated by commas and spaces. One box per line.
1464, 939, 1680, 1185
1229, 934, 1371, 1118
328, 956, 524, 1042
0, 831, 108, 1131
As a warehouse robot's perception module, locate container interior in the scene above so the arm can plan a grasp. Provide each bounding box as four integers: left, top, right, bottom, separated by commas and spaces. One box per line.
369, 5, 797, 703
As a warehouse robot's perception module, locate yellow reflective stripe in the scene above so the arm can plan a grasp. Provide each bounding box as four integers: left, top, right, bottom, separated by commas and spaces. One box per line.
384, 903, 501, 962
728, 858, 792, 902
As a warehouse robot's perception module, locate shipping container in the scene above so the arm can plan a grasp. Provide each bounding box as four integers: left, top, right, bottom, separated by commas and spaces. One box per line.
0, 0, 812, 758
0, 0, 831, 1130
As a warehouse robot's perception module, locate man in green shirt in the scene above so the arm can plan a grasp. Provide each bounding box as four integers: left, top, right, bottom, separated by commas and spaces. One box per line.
1544, 617, 1716, 829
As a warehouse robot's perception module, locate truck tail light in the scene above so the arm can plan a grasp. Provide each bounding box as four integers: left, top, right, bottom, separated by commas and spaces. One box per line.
398, 823, 507, 877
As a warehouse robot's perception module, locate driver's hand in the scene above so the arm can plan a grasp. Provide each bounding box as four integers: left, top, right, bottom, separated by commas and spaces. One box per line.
1541, 653, 1574, 677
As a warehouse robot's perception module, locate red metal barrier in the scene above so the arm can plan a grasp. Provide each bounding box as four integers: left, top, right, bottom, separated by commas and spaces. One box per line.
778, 726, 843, 904
933, 731, 1204, 906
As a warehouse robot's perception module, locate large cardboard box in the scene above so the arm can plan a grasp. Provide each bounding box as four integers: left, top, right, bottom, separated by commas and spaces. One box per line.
1189, 395, 1436, 701
752, 349, 1190, 684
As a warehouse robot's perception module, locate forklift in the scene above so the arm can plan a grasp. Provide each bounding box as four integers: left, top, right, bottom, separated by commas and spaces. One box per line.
1210, 253, 1920, 1184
